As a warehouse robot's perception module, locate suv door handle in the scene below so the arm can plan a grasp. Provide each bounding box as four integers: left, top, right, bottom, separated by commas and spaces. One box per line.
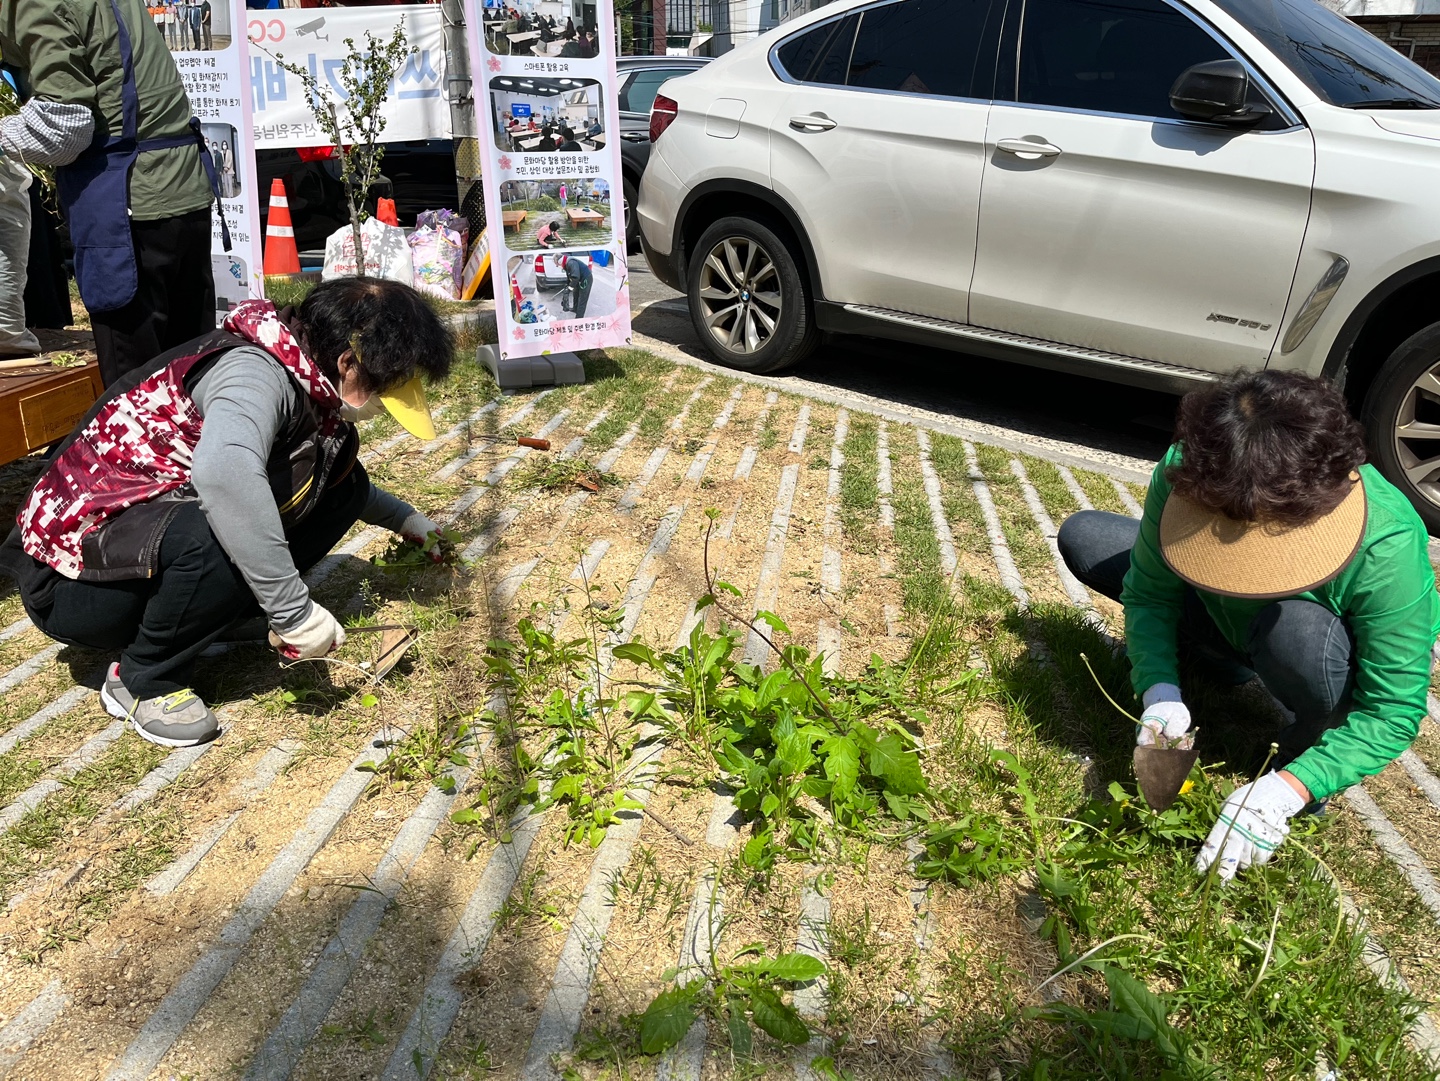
789, 114, 837, 132
996, 137, 1062, 159
620, 131, 649, 142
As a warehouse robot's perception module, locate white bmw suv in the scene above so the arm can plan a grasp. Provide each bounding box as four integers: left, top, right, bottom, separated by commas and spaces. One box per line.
637, 0, 1440, 530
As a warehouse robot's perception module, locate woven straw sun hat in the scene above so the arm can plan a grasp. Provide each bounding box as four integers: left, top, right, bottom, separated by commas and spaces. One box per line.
1158, 474, 1367, 599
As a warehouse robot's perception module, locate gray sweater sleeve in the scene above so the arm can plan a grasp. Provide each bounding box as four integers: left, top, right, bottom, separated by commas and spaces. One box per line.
190, 349, 312, 633
190, 349, 420, 632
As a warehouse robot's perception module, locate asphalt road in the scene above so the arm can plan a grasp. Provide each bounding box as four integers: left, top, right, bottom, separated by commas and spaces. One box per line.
626, 254, 1180, 471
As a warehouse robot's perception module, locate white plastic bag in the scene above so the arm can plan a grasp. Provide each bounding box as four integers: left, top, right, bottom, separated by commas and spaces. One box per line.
322, 217, 414, 285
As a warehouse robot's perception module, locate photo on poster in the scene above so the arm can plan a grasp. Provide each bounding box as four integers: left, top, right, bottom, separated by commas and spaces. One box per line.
500, 178, 612, 250
480, 1, 598, 57
149, 1, 231, 52
201, 123, 242, 198
506, 249, 620, 325
490, 77, 605, 153
213, 253, 249, 315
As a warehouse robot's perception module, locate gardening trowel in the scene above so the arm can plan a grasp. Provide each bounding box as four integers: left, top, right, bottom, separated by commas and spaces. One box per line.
348, 624, 420, 684
1133, 743, 1200, 813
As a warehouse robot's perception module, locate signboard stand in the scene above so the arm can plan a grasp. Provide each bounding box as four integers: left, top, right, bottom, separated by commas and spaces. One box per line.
477, 344, 584, 390
465, 0, 634, 379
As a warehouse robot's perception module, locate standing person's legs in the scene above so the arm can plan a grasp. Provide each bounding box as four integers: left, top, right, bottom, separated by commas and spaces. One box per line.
573, 278, 591, 318
23, 182, 73, 330
204, 23, 212, 49
90, 208, 217, 386
0, 159, 41, 357
1245, 600, 1356, 770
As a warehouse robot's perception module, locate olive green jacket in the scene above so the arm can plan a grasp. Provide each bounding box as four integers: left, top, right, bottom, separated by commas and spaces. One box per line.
0, 0, 211, 220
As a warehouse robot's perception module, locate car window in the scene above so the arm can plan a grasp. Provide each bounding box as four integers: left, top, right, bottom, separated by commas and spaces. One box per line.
775, 13, 860, 85
1014, 0, 1232, 119
846, 0, 1001, 99
621, 68, 685, 114
1209, 0, 1440, 108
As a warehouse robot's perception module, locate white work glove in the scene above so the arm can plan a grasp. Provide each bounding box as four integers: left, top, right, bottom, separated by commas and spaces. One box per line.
1195, 772, 1305, 881
399, 510, 446, 562
268, 602, 347, 661
1138, 683, 1193, 748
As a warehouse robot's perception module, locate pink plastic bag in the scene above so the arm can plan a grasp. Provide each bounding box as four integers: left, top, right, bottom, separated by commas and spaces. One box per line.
407, 209, 466, 300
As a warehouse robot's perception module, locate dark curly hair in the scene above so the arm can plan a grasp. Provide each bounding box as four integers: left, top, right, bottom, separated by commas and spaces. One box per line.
293, 277, 454, 394
1168, 369, 1366, 527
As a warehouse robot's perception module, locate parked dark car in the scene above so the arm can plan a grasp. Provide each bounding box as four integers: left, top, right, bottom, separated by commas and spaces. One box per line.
256, 140, 462, 257
616, 55, 710, 248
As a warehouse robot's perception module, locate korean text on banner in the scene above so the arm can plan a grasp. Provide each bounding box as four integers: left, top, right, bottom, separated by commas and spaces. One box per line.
465, 0, 633, 360
247, 6, 448, 149
165, 0, 265, 318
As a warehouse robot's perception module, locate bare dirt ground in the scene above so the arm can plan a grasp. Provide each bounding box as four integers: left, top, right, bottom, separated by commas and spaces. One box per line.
0, 335, 1435, 1081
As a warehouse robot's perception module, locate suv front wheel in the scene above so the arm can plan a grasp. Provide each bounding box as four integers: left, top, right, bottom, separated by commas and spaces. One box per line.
686, 217, 817, 374
1361, 322, 1440, 534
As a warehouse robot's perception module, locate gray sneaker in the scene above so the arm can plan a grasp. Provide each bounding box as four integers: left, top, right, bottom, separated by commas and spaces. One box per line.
101, 664, 220, 748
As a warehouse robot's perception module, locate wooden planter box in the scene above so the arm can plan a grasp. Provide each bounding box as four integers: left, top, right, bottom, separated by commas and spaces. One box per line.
0, 362, 103, 468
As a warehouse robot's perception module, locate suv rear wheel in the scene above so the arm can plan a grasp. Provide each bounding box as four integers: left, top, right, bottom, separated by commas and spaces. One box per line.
1361, 322, 1440, 534
687, 216, 817, 374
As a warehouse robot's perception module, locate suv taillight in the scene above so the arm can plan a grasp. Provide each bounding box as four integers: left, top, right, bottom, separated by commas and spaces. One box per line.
650, 94, 679, 144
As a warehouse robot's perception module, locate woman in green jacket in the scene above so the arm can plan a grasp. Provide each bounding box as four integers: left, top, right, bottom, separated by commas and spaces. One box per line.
1058, 370, 1440, 881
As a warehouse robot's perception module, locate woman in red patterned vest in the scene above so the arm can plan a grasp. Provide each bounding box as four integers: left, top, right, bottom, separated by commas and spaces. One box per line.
0, 278, 454, 747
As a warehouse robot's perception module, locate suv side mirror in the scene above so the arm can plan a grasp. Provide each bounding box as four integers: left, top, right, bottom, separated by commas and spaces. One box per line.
1170, 59, 1271, 125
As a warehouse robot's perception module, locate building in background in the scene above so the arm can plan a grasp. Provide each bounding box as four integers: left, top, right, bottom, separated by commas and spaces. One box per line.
1325, 0, 1440, 74
623, 0, 1440, 74
616, 0, 834, 55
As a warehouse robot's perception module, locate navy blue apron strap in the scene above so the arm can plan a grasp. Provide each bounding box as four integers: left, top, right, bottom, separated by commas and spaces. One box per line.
108, 0, 230, 253
104, 0, 140, 141
139, 119, 233, 252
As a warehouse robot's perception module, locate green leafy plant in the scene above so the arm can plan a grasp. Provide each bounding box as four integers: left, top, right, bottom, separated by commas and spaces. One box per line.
371, 528, 465, 571
1026, 965, 1212, 1079
620, 629, 947, 872
638, 944, 826, 1056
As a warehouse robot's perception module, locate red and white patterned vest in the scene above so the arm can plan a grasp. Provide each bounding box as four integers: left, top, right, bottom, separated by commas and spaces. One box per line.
19, 301, 344, 580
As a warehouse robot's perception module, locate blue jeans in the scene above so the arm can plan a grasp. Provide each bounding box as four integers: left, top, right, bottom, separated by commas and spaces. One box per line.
1057, 510, 1354, 767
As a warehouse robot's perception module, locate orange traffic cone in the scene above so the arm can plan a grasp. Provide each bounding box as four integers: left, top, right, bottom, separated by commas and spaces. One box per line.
263, 178, 300, 275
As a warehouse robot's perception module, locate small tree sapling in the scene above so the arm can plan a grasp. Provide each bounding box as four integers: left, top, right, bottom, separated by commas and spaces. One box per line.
270, 23, 412, 273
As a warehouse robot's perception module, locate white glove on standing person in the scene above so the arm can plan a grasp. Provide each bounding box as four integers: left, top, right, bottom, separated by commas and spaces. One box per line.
268, 602, 347, 660
1195, 772, 1306, 881
1138, 683, 1193, 748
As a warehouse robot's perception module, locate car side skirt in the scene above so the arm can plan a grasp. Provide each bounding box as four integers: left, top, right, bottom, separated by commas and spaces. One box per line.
816, 303, 1216, 397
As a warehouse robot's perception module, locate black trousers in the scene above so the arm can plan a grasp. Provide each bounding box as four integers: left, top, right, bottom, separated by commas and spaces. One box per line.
568, 276, 591, 318
90, 208, 216, 388
1056, 510, 1355, 768
23, 183, 71, 330
26, 464, 369, 700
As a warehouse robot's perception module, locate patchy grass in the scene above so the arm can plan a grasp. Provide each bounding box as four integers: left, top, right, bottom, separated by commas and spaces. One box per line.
839, 416, 880, 555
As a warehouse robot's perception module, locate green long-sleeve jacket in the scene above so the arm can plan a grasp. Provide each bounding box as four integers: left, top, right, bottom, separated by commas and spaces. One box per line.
0, 0, 210, 220
1122, 445, 1440, 800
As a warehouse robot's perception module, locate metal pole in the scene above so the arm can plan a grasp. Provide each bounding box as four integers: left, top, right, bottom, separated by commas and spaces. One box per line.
441, 0, 480, 210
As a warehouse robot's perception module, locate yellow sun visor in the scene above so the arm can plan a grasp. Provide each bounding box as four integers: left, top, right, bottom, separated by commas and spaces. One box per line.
378, 377, 436, 440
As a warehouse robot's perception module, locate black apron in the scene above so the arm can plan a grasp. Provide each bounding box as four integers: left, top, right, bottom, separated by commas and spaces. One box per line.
54, 0, 230, 314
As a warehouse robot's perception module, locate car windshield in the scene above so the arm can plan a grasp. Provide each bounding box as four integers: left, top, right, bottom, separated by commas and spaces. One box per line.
1209, 0, 1440, 107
